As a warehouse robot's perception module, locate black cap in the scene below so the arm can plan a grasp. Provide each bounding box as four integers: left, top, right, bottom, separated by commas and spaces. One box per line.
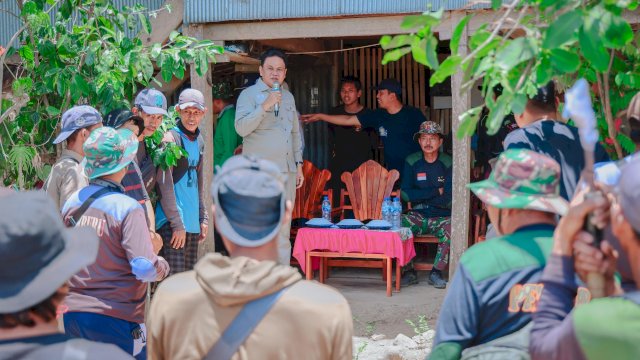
374, 79, 402, 97
533, 81, 556, 105
104, 109, 145, 136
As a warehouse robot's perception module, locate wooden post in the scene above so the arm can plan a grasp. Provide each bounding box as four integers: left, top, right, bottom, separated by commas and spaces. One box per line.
186, 24, 215, 257
449, 11, 471, 276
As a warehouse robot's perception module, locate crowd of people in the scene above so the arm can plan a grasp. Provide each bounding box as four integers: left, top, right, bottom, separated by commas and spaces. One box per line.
1, 46, 640, 360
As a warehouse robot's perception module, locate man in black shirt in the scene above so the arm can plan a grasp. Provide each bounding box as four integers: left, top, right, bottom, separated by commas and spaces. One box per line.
401, 121, 452, 289
504, 81, 609, 200
302, 79, 424, 176
327, 76, 376, 201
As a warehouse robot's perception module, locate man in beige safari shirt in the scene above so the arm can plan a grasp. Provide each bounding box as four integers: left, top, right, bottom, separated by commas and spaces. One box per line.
235, 48, 304, 265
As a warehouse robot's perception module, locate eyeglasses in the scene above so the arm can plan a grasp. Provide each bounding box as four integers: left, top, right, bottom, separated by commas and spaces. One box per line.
264, 66, 286, 75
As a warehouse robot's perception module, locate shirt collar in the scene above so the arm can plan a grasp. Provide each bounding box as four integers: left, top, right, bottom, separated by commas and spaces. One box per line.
219, 104, 234, 118
256, 78, 271, 92
90, 178, 125, 193
513, 223, 556, 233
61, 149, 83, 163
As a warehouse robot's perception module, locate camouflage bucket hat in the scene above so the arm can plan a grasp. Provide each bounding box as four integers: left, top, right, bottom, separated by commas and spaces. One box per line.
413, 121, 443, 141
83, 127, 138, 179
212, 82, 234, 100
467, 149, 569, 215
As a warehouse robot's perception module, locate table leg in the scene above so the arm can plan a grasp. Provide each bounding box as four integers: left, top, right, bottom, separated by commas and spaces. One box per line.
395, 259, 401, 293
386, 256, 392, 297
382, 258, 387, 281
319, 257, 325, 283
305, 251, 313, 280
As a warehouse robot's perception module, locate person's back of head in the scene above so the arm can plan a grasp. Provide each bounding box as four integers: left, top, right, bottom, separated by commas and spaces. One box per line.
211, 155, 290, 261
516, 81, 558, 126
468, 149, 568, 236
0, 191, 99, 337
83, 127, 139, 184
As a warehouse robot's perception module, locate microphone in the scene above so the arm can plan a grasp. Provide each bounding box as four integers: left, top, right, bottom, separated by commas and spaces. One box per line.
272, 81, 280, 117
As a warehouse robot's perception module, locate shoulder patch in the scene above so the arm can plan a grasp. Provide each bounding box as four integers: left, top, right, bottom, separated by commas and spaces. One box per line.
460, 230, 554, 283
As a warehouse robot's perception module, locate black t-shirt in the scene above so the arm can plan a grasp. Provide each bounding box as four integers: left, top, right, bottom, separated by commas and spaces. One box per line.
328, 106, 376, 173
401, 155, 452, 218
504, 120, 610, 200
357, 106, 424, 174
0, 333, 132, 360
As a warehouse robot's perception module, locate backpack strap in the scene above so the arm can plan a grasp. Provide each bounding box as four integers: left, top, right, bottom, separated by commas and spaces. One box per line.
67, 187, 113, 227
204, 287, 289, 360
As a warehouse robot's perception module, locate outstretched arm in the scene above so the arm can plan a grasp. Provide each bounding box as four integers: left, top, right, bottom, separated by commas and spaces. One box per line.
301, 113, 361, 127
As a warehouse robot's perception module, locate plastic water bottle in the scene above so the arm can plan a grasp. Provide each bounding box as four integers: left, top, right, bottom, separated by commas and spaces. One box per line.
322, 196, 331, 222
392, 197, 402, 229
381, 197, 391, 222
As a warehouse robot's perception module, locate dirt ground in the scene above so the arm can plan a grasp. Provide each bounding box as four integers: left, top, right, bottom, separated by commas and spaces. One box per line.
316, 267, 447, 337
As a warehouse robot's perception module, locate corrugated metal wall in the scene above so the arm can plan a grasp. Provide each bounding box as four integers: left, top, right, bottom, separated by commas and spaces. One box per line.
185, 0, 490, 24
0, 0, 165, 49
287, 60, 335, 169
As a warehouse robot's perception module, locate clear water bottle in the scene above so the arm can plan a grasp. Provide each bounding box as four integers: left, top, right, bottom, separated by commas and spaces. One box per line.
391, 197, 402, 229
381, 197, 391, 222
321, 195, 331, 222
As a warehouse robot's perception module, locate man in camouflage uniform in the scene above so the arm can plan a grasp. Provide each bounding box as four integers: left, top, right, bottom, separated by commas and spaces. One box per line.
401, 121, 452, 288
430, 149, 570, 360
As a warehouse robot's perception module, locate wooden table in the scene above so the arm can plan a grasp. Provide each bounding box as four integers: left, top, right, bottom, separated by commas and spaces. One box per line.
292, 227, 415, 297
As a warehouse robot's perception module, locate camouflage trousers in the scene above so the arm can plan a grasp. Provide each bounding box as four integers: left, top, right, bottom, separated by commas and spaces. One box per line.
402, 211, 451, 271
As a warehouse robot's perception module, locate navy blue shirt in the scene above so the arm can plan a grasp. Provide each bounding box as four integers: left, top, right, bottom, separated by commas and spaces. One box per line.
401, 155, 452, 218
357, 106, 424, 174
504, 120, 609, 200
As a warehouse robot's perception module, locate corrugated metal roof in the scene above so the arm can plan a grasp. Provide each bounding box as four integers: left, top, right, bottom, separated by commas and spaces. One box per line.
0, 0, 166, 49
185, 0, 488, 24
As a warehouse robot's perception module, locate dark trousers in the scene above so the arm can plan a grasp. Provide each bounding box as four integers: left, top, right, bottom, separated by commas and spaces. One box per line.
157, 223, 199, 276
64, 312, 146, 360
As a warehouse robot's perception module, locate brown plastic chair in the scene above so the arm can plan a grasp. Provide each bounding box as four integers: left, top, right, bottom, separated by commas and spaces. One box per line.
339, 160, 400, 221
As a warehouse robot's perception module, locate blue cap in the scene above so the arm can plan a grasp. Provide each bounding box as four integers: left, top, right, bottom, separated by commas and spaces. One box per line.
53, 105, 103, 144
134, 89, 168, 116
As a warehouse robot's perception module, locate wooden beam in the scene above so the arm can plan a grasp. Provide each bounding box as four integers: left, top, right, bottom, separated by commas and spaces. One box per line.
141, 0, 183, 46
214, 52, 260, 65
186, 24, 215, 257
260, 39, 326, 57
203, 15, 410, 40
235, 64, 259, 72
449, 10, 471, 276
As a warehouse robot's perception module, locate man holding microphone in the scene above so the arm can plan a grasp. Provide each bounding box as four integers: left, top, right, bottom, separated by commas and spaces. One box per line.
235, 48, 304, 265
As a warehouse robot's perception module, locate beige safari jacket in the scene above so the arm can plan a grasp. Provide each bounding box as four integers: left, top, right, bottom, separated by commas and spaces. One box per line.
235, 78, 303, 173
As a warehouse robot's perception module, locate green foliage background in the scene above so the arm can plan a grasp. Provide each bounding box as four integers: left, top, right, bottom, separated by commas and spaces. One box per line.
0, 0, 222, 188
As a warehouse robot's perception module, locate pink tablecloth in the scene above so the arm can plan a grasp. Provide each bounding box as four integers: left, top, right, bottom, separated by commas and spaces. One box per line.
292, 228, 416, 274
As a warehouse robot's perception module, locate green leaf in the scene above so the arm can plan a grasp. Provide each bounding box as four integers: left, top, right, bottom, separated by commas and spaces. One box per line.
46, 106, 60, 116
21, 1, 39, 16
162, 56, 173, 82
37, 40, 56, 59
495, 37, 535, 71
550, 48, 580, 73
12, 78, 33, 97
543, 10, 583, 49
491, 0, 502, 9
617, 133, 637, 154
450, 14, 472, 54
138, 13, 152, 34
169, 30, 180, 42
400, 14, 440, 30
429, 55, 461, 86
486, 95, 509, 135
579, 18, 610, 71
73, 73, 91, 96
140, 56, 154, 81
151, 43, 162, 58
382, 47, 411, 65
602, 13, 633, 48
195, 50, 209, 76
19, 46, 34, 62
380, 35, 414, 50
456, 106, 483, 138
511, 93, 527, 114
536, 56, 553, 84
174, 63, 185, 79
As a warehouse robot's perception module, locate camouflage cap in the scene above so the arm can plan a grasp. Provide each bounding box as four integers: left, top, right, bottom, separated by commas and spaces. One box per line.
413, 121, 443, 141
83, 127, 138, 179
212, 82, 234, 100
467, 149, 569, 215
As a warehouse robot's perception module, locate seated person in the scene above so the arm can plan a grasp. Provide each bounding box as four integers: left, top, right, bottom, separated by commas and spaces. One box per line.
430, 149, 574, 360
530, 157, 640, 360
401, 121, 452, 289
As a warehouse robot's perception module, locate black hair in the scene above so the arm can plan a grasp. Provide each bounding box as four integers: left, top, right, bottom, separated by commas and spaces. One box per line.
0, 290, 64, 329
526, 81, 557, 114
260, 48, 288, 67
340, 76, 362, 92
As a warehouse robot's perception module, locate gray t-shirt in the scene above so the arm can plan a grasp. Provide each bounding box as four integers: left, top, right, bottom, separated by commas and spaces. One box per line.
0, 333, 132, 360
